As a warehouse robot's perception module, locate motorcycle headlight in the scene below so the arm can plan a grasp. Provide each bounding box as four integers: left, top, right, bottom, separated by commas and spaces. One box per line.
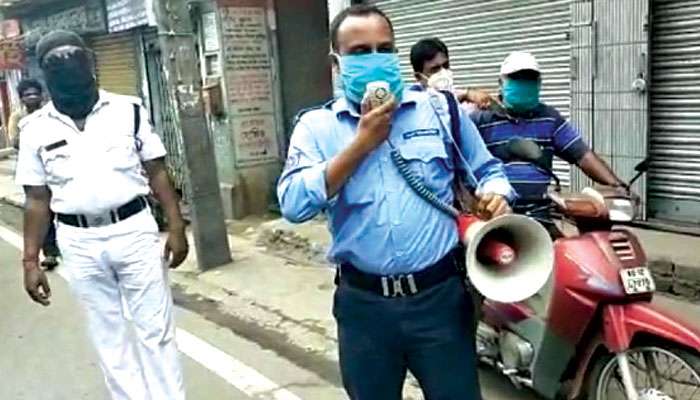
608, 198, 635, 222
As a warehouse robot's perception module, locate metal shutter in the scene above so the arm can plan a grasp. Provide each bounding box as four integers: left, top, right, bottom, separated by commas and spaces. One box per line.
89, 32, 140, 97
649, 0, 700, 223
371, 0, 573, 186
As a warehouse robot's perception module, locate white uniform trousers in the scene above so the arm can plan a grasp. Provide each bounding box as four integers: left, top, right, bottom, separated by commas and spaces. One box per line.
56, 209, 185, 400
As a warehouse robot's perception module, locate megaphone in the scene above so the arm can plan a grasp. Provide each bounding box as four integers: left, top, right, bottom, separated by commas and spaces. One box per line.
458, 214, 554, 303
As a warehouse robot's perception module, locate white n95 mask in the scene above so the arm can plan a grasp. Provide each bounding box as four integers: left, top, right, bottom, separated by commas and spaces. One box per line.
427, 68, 455, 92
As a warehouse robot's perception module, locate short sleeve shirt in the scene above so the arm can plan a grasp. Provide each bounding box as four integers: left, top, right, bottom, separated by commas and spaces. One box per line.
471, 104, 589, 200
15, 90, 166, 214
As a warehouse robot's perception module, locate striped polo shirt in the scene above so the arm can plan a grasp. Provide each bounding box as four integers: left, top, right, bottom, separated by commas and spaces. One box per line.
471, 103, 589, 200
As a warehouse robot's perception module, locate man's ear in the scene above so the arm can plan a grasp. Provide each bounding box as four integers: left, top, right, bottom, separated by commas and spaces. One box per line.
329, 53, 341, 75
329, 52, 340, 67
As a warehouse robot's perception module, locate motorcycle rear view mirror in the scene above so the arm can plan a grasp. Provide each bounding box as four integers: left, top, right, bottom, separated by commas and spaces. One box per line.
635, 158, 651, 173
629, 157, 651, 186
506, 137, 543, 163
506, 138, 562, 190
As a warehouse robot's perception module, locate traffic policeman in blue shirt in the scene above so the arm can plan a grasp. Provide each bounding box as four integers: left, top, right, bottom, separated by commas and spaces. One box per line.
277, 5, 515, 399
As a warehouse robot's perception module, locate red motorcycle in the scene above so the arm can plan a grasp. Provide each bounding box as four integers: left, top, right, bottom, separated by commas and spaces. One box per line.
460, 141, 700, 400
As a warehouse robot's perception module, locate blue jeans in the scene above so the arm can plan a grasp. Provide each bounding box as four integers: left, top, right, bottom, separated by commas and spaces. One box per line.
333, 275, 482, 400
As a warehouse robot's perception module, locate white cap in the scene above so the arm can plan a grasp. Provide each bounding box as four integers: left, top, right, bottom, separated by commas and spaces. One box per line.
500, 51, 540, 76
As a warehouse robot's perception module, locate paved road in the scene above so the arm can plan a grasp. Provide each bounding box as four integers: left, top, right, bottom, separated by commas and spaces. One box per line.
0, 202, 538, 399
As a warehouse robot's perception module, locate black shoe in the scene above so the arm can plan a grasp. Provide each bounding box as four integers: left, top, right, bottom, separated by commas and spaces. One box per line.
41, 256, 59, 270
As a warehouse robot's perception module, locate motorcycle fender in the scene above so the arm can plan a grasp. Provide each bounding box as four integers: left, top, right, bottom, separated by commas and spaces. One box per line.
568, 301, 700, 400
602, 302, 700, 353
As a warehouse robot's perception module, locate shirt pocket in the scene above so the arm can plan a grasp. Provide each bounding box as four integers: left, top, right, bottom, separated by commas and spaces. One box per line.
397, 137, 453, 193
343, 178, 375, 205
341, 159, 375, 206
105, 135, 141, 171
40, 147, 74, 185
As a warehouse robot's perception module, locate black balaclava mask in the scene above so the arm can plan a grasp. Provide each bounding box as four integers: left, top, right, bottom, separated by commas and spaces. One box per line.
37, 30, 99, 119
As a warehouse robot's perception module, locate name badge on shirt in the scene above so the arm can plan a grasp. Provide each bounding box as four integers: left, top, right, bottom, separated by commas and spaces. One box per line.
402, 128, 439, 140
45, 140, 68, 151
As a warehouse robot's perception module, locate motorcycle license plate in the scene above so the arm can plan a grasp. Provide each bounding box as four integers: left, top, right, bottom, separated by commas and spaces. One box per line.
620, 267, 656, 295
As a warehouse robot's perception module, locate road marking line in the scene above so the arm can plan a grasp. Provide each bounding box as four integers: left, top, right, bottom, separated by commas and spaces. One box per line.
0, 222, 303, 400
177, 328, 302, 400
0, 224, 73, 282
0, 223, 22, 248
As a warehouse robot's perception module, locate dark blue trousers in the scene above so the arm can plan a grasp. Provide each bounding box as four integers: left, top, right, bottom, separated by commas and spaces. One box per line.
333, 274, 482, 400
42, 212, 59, 257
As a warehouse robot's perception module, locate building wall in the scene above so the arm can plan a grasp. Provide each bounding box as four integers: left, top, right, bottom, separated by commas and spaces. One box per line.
275, 0, 332, 138
216, 0, 331, 218
193, 0, 332, 219
570, 0, 650, 215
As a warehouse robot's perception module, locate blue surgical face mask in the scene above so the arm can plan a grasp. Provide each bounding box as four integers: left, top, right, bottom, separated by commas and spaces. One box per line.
502, 78, 541, 113
336, 52, 404, 105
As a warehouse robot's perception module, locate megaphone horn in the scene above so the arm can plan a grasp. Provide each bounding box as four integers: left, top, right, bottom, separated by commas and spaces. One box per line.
458, 214, 554, 303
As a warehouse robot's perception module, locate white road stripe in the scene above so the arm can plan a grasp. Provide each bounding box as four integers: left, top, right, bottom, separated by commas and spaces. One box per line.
0, 224, 22, 249
0, 222, 303, 400
177, 329, 302, 400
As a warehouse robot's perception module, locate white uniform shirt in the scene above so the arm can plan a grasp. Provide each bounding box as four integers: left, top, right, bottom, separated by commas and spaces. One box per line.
15, 90, 167, 215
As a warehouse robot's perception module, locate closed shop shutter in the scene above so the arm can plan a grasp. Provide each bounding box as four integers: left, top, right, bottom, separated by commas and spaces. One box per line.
371, 0, 573, 186
649, 0, 700, 223
89, 32, 140, 97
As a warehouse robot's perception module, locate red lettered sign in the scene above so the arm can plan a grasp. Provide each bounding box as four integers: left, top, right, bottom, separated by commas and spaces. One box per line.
0, 38, 25, 70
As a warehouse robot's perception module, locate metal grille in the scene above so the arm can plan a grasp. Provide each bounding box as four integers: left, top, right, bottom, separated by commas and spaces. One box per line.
149, 46, 190, 200
570, 0, 650, 217
372, 0, 573, 186
89, 32, 140, 96
649, 0, 700, 223
610, 234, 635, 262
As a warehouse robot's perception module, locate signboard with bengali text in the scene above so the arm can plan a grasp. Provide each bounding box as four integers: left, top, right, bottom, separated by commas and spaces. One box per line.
106, 0, 154, 33
0, 38, 24, 70
219, 3, 279, 165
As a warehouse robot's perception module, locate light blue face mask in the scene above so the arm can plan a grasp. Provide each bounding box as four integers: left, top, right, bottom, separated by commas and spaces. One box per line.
336, 52, 404, 105
502, 78, 541, 113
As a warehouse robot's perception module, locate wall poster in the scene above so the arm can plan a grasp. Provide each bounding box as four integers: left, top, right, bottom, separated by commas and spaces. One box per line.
219, 1, 279, 165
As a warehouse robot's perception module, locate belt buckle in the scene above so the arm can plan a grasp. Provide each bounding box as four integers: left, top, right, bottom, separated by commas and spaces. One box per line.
381, 274, 418, 297
84, 212, 113, 228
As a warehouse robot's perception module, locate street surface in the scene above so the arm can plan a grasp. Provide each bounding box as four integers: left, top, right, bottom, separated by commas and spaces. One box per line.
0, 202, 539, 399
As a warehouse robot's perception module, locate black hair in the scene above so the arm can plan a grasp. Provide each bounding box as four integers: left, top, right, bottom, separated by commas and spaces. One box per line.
329, 4, 394, 52
410, 38, 449, 73
17, 79, 43, 96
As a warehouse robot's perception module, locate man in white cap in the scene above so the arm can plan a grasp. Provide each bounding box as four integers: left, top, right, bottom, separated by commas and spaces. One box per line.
471, 51, 627, 232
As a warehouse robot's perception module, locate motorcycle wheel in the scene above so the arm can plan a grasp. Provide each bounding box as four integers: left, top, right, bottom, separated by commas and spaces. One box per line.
585, 345, 700, 400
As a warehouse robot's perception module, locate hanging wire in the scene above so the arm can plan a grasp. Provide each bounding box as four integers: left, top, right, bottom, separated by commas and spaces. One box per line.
389, 145, 460, 219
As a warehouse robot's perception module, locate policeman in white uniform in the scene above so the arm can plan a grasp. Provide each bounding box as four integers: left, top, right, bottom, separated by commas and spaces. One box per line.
16, 30, 189, 400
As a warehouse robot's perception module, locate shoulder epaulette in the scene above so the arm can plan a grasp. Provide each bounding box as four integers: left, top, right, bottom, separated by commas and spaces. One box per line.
291, 98, 335, 129
17, 109, 43, 130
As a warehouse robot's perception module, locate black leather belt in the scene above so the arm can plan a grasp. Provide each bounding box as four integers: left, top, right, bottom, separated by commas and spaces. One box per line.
337, 249, 460, 298
57, 196, 148, 228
